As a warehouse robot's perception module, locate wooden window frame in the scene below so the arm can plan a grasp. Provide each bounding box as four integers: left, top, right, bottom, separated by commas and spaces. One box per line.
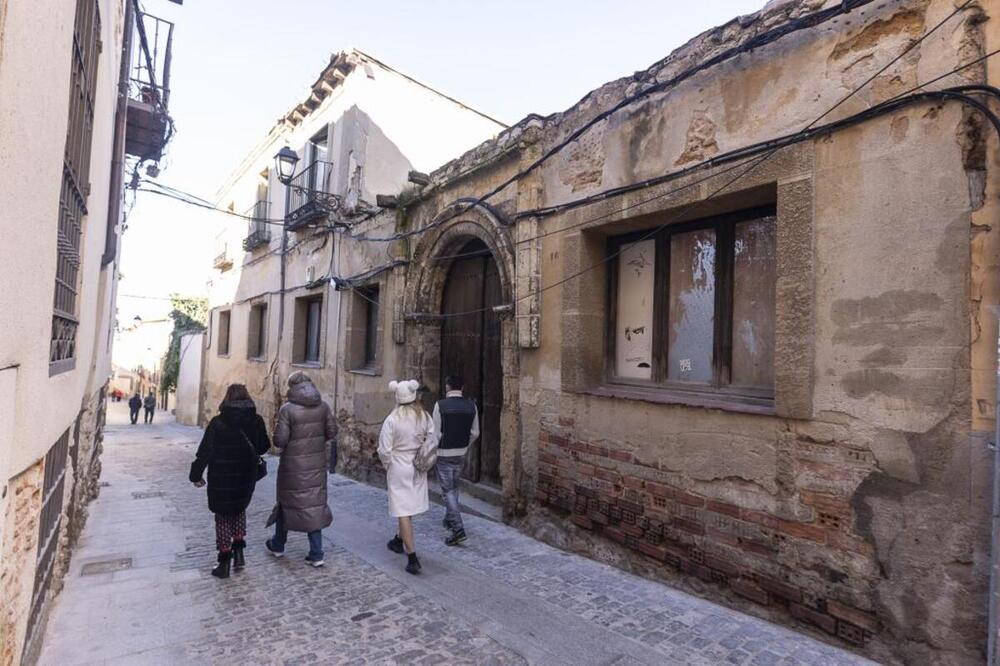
605, 205, 776, 405
293, 295, 324, 366
217, 310, 231, 357
247, 302, 267, 361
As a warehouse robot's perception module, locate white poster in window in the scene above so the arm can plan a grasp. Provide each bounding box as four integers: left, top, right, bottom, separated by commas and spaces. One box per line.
616, 240, 655, 380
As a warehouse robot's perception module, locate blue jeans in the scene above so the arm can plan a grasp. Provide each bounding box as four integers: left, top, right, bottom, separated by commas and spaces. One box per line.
271, 510, 323, 559
435, 456, 465, 531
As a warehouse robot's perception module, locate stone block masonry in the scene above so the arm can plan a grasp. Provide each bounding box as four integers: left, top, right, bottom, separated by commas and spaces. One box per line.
0, 462, 43, 666
535, 424, 880, 649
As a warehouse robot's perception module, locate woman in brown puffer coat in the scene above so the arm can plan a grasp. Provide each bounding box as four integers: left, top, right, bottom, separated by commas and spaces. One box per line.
265, 371, 337, 567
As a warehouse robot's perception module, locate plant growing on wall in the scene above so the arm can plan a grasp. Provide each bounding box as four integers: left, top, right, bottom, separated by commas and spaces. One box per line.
160, 295, 207, 395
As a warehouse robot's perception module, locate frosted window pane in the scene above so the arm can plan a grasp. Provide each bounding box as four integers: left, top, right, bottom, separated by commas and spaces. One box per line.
668, 229, 716, 383
615, 239, 655, 380
732, 217, 776, 389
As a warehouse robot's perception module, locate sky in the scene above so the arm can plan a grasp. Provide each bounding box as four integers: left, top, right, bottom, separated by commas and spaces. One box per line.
117, 0, 766, 323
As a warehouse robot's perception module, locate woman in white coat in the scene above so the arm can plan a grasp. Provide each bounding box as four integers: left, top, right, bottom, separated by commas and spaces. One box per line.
378, 379, 436, 574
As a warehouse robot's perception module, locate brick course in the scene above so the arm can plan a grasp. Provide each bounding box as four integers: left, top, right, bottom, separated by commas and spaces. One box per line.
535, 425, 879, 647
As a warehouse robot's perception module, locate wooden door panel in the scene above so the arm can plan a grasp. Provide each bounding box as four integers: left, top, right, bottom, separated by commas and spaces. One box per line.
481, 261, 503, 486
439, 240, 504, 487
440, 253, 485, 482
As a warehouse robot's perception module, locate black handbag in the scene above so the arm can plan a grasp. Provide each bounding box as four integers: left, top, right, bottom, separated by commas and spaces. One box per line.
239, 429, 268, 482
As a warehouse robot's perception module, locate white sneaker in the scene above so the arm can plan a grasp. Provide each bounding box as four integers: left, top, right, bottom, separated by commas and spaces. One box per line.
265, 540, 284, 558
306, 557, 324, 568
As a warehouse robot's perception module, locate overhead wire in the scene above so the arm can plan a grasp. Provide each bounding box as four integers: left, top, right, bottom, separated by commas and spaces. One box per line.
134, 2, 987, 318
371, 0, 987, 319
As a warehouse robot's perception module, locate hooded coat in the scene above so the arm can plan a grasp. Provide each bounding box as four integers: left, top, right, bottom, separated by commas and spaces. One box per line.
189, 399, 270, 515
378, 405, 436, 518
274, 377, 336, 532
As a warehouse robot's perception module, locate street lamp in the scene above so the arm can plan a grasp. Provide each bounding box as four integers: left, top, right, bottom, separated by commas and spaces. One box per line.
274, 147, 300, 185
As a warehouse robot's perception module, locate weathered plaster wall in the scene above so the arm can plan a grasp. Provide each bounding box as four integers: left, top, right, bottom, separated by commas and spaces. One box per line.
0, 0, 125, 661
199, 1, 997, 662
202, 52, 506, 451
175, 333, 204, 426
326, 1, 996, 663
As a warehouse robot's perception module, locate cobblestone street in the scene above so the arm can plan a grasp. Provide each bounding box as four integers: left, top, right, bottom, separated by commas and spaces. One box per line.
37, 404, 873, 665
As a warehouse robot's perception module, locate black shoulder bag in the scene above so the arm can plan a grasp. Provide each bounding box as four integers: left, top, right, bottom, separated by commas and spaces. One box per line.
239, 429, 268, 482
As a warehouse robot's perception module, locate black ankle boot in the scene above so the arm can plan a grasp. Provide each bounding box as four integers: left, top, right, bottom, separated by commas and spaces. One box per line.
232, 540, 246, 570
387, 535, 404, 554
212, 551, 232, 579
405, 552, 421, 575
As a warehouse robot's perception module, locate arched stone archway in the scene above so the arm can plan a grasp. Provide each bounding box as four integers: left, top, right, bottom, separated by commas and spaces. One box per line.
402, 201, 525, 514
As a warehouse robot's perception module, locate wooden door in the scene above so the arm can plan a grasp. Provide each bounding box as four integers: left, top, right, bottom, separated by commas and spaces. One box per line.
440, 240, 503, 486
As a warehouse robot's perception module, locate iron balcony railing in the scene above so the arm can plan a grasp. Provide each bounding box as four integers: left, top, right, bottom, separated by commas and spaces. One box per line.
129, 11, 173, 110
213, 248, 232, 271
243, 199, 272, 251
124, 10, 174, 161
286, 160, 338, 230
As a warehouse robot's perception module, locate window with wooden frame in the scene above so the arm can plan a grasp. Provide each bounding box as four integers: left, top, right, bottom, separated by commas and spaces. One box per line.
293, 295, 323, 365
607, 206, 776, 403
217, 310, 231, 356
349, 285, 380, 371
247, 303, 267, 361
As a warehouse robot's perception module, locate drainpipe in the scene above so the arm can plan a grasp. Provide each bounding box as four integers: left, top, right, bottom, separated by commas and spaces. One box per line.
101, 0, 133, 266
990, 321, 1000, 665
330, 227, 343, 473
273, 186, 289, 412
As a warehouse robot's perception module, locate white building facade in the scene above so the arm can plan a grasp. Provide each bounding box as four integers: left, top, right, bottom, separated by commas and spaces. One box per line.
0, 0, 175, 661
195, 49, 505, 427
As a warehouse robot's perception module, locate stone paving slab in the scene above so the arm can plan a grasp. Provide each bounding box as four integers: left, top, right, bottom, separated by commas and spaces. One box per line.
37, 404, 874, 665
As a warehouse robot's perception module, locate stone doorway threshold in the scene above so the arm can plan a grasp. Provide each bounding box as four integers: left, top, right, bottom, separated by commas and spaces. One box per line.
428, 477, 503, 523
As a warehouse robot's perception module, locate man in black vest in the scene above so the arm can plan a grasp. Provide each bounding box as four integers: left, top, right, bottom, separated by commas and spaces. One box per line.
432, 375, 479, 546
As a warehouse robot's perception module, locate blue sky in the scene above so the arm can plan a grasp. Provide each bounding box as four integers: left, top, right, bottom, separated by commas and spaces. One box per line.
119, 0, 765, 318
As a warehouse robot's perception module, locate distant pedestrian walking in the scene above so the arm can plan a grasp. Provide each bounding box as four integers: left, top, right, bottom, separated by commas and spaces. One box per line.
143, 391, 156, 423
379, 380, 437, 575
189, 384, 270, 579
128, 393, 142, 424
432, 375, 479, 546
266, 372, 336, 568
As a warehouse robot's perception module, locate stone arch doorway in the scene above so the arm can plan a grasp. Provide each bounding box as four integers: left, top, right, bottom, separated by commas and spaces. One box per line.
439, 238, 503, 486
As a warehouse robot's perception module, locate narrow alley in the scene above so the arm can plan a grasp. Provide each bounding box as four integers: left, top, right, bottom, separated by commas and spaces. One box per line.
36, 403, 871, 666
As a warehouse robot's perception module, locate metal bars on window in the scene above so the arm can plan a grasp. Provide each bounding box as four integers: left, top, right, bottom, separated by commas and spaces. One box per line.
51, 0, 101, 369
26, 429, 71, 648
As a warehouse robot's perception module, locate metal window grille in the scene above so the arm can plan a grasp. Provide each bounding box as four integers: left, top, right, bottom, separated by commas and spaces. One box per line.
51, 0, 101, 369
25, 429, 71, 649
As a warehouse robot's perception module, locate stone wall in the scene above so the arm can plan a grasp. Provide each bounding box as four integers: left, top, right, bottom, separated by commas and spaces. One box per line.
0, 462, 42, 666
196, 0, 999, 663
0, 387, 106, 666
366, 1, 993, 663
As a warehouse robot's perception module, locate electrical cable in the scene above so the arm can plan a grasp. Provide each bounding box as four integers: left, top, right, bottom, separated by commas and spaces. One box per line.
382, 1, 990, 319
130, 1, 980, 249
139, 4, 988, 314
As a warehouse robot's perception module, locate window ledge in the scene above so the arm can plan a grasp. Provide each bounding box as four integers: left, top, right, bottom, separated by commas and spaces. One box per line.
247, 356, 267, 363
583, 384, 775, 416
291, 362, 322, 369
49, 358, 76, 377
348, 367, 381, 377
217, 353, 230, 359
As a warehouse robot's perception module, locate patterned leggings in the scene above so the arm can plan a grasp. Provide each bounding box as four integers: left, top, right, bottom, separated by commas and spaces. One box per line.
215, 511, 246, 552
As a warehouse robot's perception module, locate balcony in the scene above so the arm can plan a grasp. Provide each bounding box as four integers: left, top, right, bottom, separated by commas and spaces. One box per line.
286, 161, 339, 230
213, 250, 232, 271
243, 200, 272, 251
125, 12, 174, 161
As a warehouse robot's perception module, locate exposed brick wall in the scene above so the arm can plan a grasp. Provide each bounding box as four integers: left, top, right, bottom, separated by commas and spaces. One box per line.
534, 423, 879, 647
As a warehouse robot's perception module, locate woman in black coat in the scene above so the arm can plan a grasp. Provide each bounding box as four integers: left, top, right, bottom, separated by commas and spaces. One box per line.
190, 384, 270, 579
